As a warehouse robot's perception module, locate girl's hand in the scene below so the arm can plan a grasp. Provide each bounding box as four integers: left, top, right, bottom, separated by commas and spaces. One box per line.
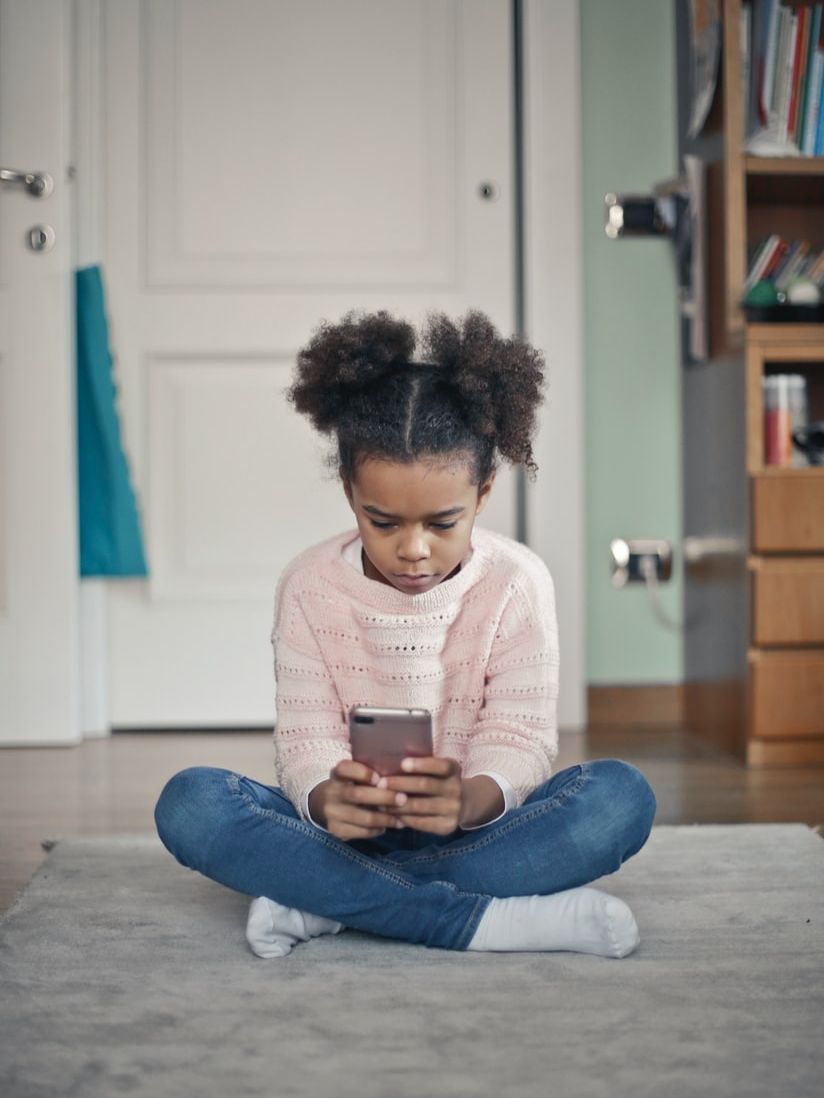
380, 756, 464, 835
310, 760, 407, 841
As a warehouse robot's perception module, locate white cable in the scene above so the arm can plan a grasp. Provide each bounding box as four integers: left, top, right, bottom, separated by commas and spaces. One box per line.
638, 555, 686, 632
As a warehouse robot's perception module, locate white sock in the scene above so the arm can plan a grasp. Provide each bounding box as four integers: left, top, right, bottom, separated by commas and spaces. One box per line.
467, 886, 640, 957
245, 896, 344, 959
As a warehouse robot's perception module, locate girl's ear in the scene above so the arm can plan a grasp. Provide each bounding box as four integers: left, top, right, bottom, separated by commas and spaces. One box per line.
475, 472, 496, 515
342, 477, 355, 511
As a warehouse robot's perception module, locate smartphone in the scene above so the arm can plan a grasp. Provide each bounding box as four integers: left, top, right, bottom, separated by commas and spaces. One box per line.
348, 705, 433, 777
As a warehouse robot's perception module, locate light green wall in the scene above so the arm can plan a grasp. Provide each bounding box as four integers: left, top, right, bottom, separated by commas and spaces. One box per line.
580, 0, 683, 684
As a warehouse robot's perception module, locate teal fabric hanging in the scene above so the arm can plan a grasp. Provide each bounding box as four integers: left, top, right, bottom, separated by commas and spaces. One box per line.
76, 265, 148, 577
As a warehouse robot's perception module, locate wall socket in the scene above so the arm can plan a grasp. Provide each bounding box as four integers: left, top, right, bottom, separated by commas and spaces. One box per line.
609, 538, 673, 588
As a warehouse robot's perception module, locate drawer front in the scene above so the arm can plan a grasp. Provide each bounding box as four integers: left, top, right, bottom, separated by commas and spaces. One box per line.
751, 559, 824, 644
749, 651, 824, 738
752, 475, 824, 552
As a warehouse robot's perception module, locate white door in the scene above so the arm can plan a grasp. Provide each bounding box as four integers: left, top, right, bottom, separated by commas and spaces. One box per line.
0, 1, 78, 746
96, 0, 518, 727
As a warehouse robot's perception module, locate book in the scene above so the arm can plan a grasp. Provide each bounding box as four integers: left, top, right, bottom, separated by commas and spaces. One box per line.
774, 241, 810, 292
771, 239, 800, 287
787, 5, 809, 144
742, 2, 752, 138
801, 7, 823, 152
744, 233, 782, 291
762, 239, 790, 281
745, 233, 775, 276
798, 5, 821, 149
777, 8, 798, 146
762, 0, 781, 115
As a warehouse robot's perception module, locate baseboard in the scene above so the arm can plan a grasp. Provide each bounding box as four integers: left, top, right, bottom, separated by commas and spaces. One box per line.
683, 679, 747, 760
587, 684, 684, 726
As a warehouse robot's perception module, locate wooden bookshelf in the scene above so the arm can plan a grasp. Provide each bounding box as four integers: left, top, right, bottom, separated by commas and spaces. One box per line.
721, 0, 824, 350
744, 155, 824, 173
721, 1, 824, 765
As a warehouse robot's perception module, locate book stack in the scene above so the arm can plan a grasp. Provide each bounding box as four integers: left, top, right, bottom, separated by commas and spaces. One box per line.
741, 0, 824, 155
744, 234, 824, 292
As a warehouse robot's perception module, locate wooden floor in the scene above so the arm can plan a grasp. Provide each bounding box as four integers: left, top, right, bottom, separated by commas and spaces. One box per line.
2, 724, 823, 915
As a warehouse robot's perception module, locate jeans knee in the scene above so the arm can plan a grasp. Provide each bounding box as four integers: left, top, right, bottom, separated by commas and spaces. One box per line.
154, 766, 229, 866
605, 759, 656, 848
588, 758, 656, 864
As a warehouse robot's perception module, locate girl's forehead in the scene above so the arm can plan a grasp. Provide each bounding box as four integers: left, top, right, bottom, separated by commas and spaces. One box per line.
352, 456, 475, 503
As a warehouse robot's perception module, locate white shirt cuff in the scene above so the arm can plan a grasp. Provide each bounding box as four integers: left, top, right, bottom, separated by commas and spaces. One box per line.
460, 770, 516, 830
302, 778, 330, 830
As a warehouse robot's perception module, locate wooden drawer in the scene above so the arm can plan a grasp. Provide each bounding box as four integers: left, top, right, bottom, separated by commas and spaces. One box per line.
752, 473, 824, 552
748, 649, 824, 738
750, 557, 824, 645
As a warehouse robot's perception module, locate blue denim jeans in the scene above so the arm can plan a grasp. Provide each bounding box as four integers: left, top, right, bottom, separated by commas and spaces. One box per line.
154, 758, 656, 951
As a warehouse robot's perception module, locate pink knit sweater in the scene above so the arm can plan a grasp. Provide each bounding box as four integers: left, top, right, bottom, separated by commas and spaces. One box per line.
270, 525, 560, 820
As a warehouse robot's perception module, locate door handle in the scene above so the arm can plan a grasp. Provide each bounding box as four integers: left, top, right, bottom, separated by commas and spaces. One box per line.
0, 167, 53, 197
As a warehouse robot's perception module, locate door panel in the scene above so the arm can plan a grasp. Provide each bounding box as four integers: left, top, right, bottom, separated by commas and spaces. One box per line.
0, 1, 77, 745
102, 0, 516, 726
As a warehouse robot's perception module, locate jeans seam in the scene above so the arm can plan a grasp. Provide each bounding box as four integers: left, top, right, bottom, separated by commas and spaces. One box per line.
225, 771, 418, 891
454, 894, 493, 951
385, 763, 592, 869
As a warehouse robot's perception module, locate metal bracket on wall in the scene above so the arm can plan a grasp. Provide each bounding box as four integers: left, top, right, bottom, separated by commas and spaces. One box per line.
604, 156, 708, 364
609, 538, 685, 632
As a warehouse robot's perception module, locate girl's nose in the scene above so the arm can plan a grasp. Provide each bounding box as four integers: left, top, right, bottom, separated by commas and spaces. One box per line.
399, 535, 430, 562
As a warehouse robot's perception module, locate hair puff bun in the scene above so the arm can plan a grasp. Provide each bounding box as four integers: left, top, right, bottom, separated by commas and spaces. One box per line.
420, 309, 545, 473
288, 309, 416, 433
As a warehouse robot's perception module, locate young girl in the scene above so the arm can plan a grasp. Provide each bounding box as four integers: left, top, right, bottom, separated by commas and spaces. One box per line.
154, 308, 656, 959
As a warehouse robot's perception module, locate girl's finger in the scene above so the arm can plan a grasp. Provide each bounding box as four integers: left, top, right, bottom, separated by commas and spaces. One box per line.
333, 824, 386, 840
333, 759, 380, 785
387, 796, 460, 817
399, 756, 460, 778
393, 814, 457, 835
329, 804, 399, 830
382, 774, 459, 796
341, 784, 406, 807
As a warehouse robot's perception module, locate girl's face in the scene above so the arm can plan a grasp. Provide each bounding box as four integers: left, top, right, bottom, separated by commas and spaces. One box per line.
343, 455, 494, 595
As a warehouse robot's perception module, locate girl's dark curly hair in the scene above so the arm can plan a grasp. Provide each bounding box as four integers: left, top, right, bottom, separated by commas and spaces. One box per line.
286, 308, 546, 487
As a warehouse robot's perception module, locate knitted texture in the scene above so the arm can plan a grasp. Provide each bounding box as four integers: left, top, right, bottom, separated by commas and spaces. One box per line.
270, 526, 560, 818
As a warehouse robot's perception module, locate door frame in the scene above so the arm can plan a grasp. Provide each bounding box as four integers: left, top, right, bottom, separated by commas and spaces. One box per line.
73, 0, 587, 734
522, 0, 585, 730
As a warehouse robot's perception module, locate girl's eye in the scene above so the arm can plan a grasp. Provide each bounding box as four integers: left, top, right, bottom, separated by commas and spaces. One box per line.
366, 516, 459, 529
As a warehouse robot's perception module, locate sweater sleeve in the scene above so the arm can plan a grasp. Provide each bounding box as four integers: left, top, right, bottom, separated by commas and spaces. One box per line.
270, 576, 351, 820
461, 564, 560, 804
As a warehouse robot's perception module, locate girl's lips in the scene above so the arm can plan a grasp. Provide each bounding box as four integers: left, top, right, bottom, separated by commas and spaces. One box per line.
395, 573, 435, 587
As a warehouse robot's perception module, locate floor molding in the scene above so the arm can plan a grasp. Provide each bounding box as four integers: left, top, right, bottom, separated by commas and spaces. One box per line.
588, 685, 684, 726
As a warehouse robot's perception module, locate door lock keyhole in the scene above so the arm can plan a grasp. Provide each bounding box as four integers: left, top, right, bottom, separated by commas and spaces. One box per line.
27, 224, 55, 252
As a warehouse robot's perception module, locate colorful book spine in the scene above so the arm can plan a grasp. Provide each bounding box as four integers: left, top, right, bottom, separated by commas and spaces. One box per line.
745, 234, 782, 290
788, 5, 809, 144
777, 9, 799, 145
802, 7, 823, 152
775, 242, 810, 292
798, 5, 822, 150
762, 0, 781, 114
762, 239, 790, 281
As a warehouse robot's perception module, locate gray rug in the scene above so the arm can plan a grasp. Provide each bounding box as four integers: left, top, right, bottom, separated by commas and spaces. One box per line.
1, 824, 822, 1098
